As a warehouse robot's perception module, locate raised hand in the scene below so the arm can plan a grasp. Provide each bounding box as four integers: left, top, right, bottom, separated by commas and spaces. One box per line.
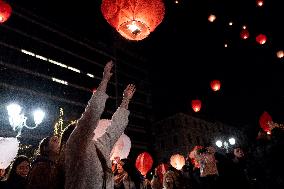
103, 60, 113, 81
123, 84, 136, 100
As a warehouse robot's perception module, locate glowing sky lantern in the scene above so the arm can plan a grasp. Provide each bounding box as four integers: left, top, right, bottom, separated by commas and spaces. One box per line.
240, 29, 250, 39
170, 154, 185, 170
256, 34, 267, 45
101, 0, 165, 41
210, 80, 221, 91
208, 14, 216, 22
0, 0, 12, 24
135, 152, 153, 176
277, 50, 284, 59
256, 0, 264, 7
192, 99, 202, 112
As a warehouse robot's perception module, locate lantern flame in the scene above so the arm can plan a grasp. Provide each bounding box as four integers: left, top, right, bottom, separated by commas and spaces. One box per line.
127, 22, 141, 35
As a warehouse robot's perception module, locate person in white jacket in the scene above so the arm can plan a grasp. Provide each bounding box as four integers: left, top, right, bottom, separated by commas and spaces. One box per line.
65, 60, 136, 189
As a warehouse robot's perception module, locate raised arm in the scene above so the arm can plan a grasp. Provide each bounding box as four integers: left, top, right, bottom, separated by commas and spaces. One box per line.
70, 61, 113, 144
98, 84, 136, 148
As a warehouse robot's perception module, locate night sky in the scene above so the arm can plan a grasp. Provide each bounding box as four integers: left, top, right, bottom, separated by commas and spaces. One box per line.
9, 0, 284, 130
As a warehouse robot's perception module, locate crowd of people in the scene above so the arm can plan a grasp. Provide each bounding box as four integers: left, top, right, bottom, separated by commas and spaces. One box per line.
0, 61, 284, 189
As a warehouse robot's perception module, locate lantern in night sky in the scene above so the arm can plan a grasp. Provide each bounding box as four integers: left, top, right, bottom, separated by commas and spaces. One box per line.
0, 0, 12, 24
256, 34, 267, 45
210, 80, 221, 91
240, 29, 249, 39
259, 111, 272, 133
170, 154, 185, 170
277, 50, 284, 58
101, 0, 165, 41
135, 152, 153, 176
208, 14, 216, 22
256, 0, 264, 7
191, 99, 202, 112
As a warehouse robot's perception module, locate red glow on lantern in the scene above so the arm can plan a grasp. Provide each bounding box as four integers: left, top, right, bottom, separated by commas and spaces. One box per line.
0, 1, 12, 23
256, 0, 264, 7
191, 99, 202, 112
259, 111, 272, 133
210, 80, 221, 91
256, 34, 267, 45
135, 152, 153, 176
101, 0, 165, 41
208, 14, 216, 22
240, 29, 249, 39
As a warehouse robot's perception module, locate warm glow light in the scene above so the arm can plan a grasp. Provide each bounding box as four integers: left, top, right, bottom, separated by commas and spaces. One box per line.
175, 0, 179, 4
242, 25, 247, 29
256, 34, 267, 45
191, 99, 202, 112
101, 0, 165, 41
240, 29, 249, 39
208, 14, 216, 22
267, 131, 271, 135
0, 1, 12, 24
229, 22, 233, 26
277, 50, 284, 58
229, 138, 236, 145
257, 0, 264, 7
127, 22, 141, 34
210, 80, 221, 91
224, 44, 228, 48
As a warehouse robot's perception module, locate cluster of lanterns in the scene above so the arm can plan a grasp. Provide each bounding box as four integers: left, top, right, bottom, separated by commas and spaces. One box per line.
191, 79, 221, 112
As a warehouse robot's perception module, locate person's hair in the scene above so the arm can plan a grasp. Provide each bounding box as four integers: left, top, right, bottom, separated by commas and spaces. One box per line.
37, 137, 51, 157
6, 155, 30, 182
60, 123, 76, 152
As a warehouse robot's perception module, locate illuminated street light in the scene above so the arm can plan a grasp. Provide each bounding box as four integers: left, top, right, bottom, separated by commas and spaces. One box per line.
6, 103, 45, 137
215, 137, 236, 153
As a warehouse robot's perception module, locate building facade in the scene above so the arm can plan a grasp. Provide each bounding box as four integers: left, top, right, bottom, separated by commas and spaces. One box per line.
152, 112, 247, 162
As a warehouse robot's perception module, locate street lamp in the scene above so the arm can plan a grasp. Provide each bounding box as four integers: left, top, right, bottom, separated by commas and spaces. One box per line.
215, 137, 236, 153
6, 103, 45, 137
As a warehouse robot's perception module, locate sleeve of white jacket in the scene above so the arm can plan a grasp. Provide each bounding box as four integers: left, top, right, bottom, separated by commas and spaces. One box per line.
98, 107, 130, 149
69, 90, 108, 148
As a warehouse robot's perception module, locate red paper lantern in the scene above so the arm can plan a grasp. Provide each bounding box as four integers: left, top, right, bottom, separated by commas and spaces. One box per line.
191, 99, 202, 112
240, 29, 249, 40
101, 0, 165, 41
259, 111, 272, 132
210, 80, 221, 91
0, 1, 12, 23
135, 152, 153, 176
156, 163, 169, 183
256, 34, 267, 45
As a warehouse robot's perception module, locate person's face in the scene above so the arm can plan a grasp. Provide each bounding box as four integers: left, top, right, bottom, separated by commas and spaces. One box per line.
117, 163, 124, 174
234, 148, 244, 158
16, 161, 30, 178
49, 136, 60, 154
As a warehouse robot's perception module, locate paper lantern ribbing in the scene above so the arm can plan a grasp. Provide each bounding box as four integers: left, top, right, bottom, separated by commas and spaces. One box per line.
210, 80, 221, 91
135, 152, 153, 176
170, 154, 185, 170
101, 0, 165, 41
0, 1, 12, 23
110, 133, 131, 161
191, 99, 202, 112
259, 111, 272, 133
0, 137, 19, 169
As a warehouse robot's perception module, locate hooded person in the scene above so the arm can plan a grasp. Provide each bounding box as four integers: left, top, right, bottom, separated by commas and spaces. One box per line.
64, 60, 136, 189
